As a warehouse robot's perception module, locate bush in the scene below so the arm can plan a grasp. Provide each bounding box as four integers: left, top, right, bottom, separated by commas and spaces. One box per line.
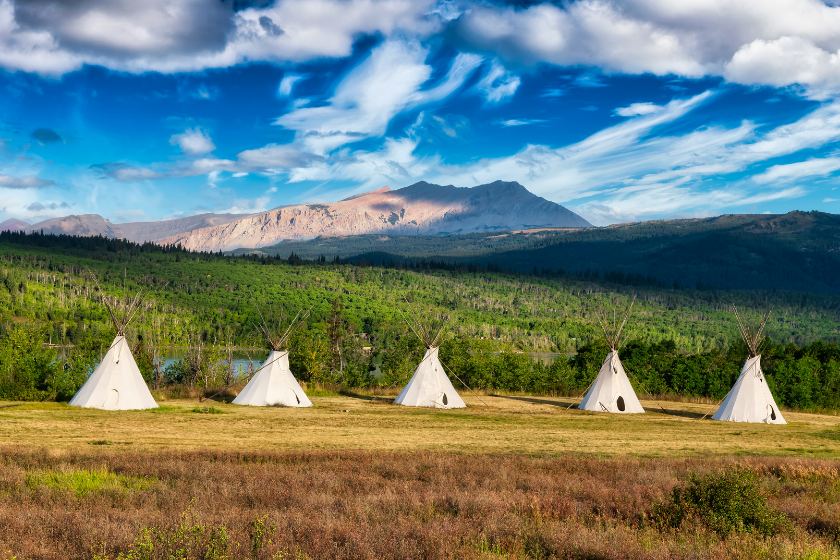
655, 467, 789, 537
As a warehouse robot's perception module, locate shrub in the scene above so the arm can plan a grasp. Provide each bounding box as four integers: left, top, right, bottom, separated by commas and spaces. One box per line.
655, 467, 789, 537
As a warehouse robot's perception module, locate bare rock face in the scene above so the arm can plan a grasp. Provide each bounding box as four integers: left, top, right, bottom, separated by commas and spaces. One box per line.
162, 181, 592, 252
26, 213, 247, 243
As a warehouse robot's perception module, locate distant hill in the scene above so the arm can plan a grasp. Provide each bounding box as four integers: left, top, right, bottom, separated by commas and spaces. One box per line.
0, 218, 29, 232
244, 211, 840, 293
161, 181, 592, 252
25, 212, 248, 243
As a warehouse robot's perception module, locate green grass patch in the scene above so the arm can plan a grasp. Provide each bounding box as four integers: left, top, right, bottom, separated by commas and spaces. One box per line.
190, 406, 226, 414
26, 467, 155, 496
305, 388, 340, 397
149, 405, 181, 414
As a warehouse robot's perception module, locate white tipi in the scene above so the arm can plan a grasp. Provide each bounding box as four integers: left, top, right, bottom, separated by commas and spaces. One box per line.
712, 308, 785, 424
394, 309, 466, 409
70, 274, 158, 410
578, 297, 645, 413
233, 307, 312, 407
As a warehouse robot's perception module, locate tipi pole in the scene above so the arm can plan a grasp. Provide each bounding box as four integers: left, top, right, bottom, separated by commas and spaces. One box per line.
440, 359, 488, 407
565, 376, 598, 410
698, 359, 757, 420
626, 371, 672, 415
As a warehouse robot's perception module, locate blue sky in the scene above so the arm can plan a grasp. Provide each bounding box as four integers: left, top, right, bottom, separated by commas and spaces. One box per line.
1, 0, 840, 226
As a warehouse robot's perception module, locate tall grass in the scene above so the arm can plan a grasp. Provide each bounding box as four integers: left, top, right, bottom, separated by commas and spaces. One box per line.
1, 449, 839, 559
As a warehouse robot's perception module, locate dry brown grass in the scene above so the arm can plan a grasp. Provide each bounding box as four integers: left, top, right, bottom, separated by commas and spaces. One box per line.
3, 397, 840, 558
1, 449, 839, 559
1, 395, 839, 457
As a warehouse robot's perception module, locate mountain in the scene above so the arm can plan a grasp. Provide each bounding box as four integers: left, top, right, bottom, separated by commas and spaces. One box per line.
25, 212, 248, 243
161, 181, 592, 252
0, 218, 30, 232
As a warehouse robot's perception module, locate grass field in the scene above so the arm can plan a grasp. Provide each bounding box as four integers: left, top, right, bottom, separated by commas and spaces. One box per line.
3, 397, 840, 559
2, 395, 839, 457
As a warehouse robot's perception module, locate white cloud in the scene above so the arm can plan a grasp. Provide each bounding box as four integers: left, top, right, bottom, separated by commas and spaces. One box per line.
278, 74, 302, 97
0, 174, 54, 189
170, 128, 216, 155
614, 102, 663, 117
0, 0, 443, 76
725, 36, 840, 98
498, 119, 546, 127
474, 60, 520, 103
752, 157, 840, 184
400, 91, 840, 223
824, 197, 839, 202
3, 0, 840, 103
451, 0, 840, 97
274, 39, 481, 154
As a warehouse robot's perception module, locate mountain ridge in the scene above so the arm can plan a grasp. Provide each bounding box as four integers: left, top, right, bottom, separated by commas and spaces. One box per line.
8, 181, 590, 251
160, 180, 591, 252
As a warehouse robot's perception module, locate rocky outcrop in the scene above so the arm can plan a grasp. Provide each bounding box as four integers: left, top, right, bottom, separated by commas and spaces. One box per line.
162, 181, 592, 252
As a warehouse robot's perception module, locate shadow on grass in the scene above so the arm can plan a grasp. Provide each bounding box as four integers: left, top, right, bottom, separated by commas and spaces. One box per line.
492, 395, 578, 408
494, 394, 709, 420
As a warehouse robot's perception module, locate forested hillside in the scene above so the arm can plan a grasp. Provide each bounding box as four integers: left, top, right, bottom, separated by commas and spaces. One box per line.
0, 230, 839, 410
249, 211, 840, 293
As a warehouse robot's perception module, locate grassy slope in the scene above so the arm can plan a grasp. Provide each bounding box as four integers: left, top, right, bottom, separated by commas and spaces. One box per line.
2, 396, 838, 458
2, 240, 840, 351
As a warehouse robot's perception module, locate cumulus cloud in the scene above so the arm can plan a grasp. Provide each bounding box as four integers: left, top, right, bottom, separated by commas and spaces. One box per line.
450, 0, 840, 97
170, 128, 216, 155
3, 0, 840, 101
0, 0, 442, 75
0, 174, 54, 188
724, 36, 840, 98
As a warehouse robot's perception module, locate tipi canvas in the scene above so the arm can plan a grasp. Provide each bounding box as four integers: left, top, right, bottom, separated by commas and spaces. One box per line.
70, 336, 158, 410
394, 305, 466, 409
578, 297, 644, 413
70, 272, 158, 410
712, 308, 786, 424
233, 304, 312, 408
233, 350, 312, 407
394, 347, 465, 409
578, 350, 644, 413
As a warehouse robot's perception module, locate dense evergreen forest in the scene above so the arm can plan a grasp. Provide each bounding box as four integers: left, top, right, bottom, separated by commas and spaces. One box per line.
1, 229, 839, 411
249, 210, 840, 293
